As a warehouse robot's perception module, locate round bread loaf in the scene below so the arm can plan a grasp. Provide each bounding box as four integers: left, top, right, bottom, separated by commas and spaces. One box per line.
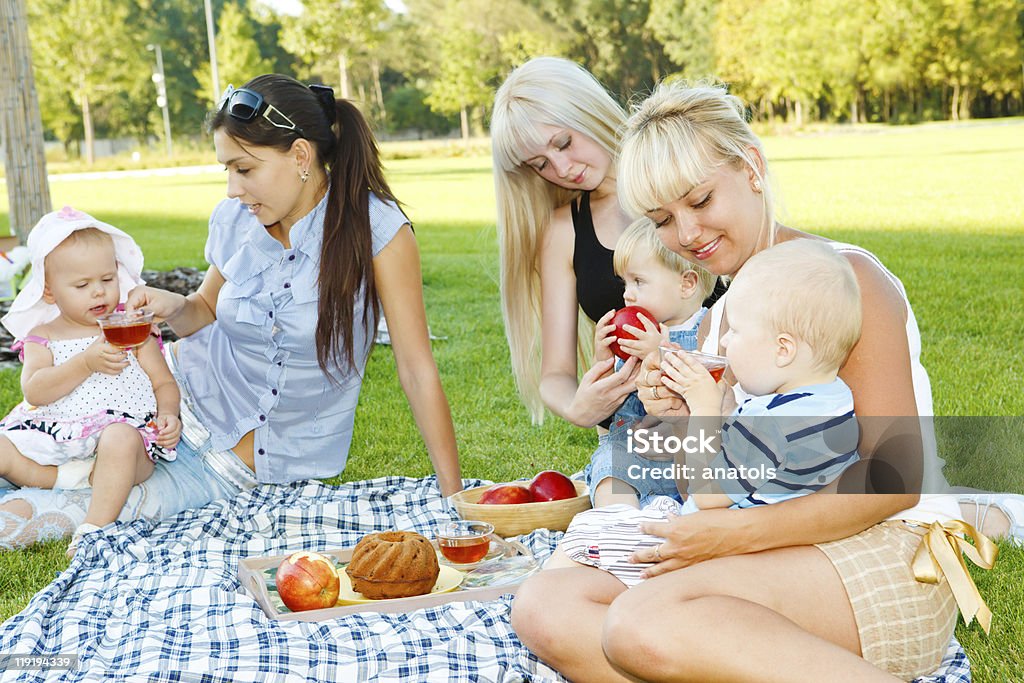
345, 530, 440, 599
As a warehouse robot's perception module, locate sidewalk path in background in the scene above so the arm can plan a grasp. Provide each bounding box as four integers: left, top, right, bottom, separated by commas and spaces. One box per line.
46, 164, 222, 182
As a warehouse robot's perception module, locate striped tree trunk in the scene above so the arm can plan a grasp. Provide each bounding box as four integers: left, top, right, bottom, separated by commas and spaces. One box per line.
0, 0, 51, 243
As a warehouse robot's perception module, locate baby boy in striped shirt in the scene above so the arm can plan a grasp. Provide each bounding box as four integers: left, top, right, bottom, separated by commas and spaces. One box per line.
671, 239, 863, 510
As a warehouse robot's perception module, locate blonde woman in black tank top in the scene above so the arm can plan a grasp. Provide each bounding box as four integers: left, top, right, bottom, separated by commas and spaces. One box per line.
491, 58, 639, 431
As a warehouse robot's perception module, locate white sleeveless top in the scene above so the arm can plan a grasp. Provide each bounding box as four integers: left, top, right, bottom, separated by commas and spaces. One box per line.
23, 336, 158, 420
700, 240, 956, 524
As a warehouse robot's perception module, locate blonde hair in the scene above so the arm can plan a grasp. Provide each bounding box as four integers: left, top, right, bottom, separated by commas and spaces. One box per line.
613, 218, 717, 300
734, 240, 862, 371
491, 57, 626, 422
618, 81, 776, 254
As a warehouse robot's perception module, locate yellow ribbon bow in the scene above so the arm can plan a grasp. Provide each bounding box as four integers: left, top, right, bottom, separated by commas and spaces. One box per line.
911, 519, 999, 634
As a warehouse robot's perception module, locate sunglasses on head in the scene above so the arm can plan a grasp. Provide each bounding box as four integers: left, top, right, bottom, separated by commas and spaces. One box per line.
219, 85, 305, 137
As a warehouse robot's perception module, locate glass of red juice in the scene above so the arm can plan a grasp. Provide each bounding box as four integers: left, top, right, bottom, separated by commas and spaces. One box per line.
97, 310, 155, 350
435, 520, 494, 564
660, 347, 729, 383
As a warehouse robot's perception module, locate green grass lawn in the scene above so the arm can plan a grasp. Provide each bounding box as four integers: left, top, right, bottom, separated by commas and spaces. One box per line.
1, 120, 1023, 679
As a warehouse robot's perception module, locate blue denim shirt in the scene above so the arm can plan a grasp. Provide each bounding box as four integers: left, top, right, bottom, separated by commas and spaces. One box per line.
175, 193, 407, 483
609, 307, 708, 438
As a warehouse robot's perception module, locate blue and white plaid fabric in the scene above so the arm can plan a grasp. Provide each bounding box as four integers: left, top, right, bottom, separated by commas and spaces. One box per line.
0, 476, 971, 682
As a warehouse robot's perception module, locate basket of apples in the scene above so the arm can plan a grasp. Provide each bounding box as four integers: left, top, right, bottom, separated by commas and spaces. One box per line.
450, 470, 591, 537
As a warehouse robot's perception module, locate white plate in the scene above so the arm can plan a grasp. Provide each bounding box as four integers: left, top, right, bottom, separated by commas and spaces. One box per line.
337, 564, 464, 605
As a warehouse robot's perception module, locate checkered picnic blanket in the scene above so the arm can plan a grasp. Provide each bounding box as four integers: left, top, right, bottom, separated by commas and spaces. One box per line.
0, 476, 971, 682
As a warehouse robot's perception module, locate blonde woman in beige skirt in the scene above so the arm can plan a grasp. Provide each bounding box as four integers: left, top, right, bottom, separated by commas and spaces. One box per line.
511, 80, 998, 682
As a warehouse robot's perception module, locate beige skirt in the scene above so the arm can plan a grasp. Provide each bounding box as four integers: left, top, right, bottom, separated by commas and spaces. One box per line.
815, 521, 958, 680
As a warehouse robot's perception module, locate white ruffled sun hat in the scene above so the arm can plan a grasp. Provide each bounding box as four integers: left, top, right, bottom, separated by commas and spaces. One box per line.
1, 206, 146, 340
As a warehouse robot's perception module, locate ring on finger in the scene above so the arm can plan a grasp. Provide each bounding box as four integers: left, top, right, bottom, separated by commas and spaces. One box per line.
651, 385, 661, 400
653, 544, 664, 562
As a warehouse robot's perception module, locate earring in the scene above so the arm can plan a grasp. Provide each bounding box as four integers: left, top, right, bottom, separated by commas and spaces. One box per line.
300, 169, 310, 183
752, 179, 762, 193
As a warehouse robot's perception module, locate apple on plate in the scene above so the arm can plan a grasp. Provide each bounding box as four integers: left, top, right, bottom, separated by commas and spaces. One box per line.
275, 551, 341, 612
609, 305, 656, 361
478, 483, 534, 505
528, 470, 578, 502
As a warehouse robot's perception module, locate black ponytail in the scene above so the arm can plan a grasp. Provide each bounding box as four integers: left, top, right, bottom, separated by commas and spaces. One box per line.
317, 98, 399, 375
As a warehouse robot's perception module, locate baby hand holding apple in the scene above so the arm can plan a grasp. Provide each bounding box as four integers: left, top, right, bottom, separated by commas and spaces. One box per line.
595, 306, 665, 364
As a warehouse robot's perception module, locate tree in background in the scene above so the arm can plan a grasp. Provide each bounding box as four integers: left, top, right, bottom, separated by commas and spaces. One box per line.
141, 0, 228, 138
385, 86, 456, 137
648, 0, 718, 82
18, 0, 1024, 154
413, 0, 564, 142
857, 0, 924, 122
527, 0, 668, 97
370, 6, 457, 136
926, 0, 1022, 120
713, 0, 1022, 123
194, 2, 274, 106
281, 0, 389, 106
249, 2, 302, 77
417, 0, 493, 141
28, 0, 146, 163
0, 0, 51, 242
713, 0, 772, 115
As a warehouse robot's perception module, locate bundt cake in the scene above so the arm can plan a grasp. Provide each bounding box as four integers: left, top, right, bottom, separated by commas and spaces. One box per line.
345, 530, 440, 599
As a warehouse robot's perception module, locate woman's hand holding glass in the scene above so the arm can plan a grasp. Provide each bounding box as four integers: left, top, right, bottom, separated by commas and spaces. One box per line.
125, 285, 188, 323
635, 346, 688, 417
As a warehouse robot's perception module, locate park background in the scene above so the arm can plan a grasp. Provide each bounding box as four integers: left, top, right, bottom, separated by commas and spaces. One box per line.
1, 0, 1023, 680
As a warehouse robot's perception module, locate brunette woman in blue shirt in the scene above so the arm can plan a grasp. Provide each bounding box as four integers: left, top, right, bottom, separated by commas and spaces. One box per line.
0, 74, 461, 549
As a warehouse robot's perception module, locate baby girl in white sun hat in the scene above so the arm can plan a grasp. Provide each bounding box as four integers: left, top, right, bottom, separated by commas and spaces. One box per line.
0, 206, 180, 556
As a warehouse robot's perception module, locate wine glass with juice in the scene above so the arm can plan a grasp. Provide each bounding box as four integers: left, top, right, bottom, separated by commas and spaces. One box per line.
659, 347, 729, 382
435, 520, 494, 564
97, 310, 155, 350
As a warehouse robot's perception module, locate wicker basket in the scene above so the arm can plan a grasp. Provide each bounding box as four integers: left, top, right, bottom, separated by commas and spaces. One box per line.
451, 480, 592, 537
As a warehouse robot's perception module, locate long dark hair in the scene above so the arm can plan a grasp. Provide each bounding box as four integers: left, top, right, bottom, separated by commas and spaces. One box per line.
207, 74, 399, 377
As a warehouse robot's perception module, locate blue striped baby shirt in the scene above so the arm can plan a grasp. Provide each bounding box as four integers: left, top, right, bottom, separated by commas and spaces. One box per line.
713, 378, 859, 507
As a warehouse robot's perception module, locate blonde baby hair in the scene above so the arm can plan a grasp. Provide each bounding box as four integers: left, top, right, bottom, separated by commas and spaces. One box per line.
613, 218, 716, 300
734, 240, 862, 371
491, 57, 627, 423
618, 81, 777, 257
44, 228, 114, 276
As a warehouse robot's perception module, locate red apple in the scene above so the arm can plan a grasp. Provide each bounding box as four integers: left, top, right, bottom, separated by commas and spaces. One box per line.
609, 306, 656, 361
478, 483, 534, 505
528, 470, 578, 502
275, 551, 341, 612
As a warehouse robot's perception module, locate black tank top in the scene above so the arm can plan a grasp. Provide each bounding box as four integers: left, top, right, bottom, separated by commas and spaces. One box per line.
571, 192, 625, 323
570, 192, 625, 429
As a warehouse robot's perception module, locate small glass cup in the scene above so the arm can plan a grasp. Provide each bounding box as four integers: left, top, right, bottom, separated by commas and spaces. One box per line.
97, 310, 155, 350
660, 346, 729, 382
435, 520, 494, 564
